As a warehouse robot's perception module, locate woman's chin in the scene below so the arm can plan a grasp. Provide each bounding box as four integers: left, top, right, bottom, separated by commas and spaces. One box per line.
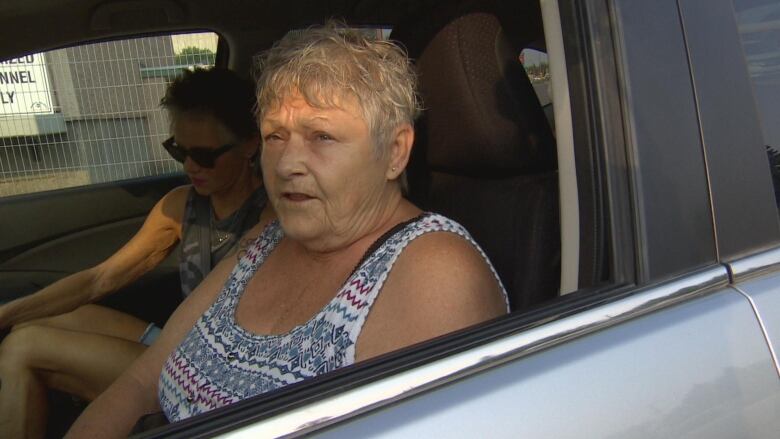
192, 185, 211, 196
279, 216, 337, 250
279, 217, 319, 240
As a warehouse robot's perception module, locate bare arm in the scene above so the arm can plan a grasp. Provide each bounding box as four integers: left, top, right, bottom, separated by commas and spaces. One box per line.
65, 238, 237, 438
355, 232, 508, 361
66, 214, 274, 438
0, 186, 189, 329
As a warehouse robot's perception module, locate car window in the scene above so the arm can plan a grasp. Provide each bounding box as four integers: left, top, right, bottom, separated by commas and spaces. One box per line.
520, 48, 554, 132
520, 48, 551, 105
733, 0, 780, 209
0, 32, 218, 197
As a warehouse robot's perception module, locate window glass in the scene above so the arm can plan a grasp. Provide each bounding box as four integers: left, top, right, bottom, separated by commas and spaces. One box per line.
520, 47, 554, 131
0, 32, 218, 197
733, 0, 780, 206
520, 48, 551, 106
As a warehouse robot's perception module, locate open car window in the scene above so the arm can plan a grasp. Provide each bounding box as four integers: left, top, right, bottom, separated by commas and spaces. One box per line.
0, 32, 217, 197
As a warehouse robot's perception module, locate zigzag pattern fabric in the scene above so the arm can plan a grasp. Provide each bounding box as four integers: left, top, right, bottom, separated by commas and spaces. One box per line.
158, 212, 509, 422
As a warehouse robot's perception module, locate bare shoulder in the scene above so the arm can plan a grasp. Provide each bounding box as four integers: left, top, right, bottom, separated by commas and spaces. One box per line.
159, 184, 192, 218
355, 230, 508, 361
166, 184, 192, 201
142, 184, 191, 231
384, 231, 508, 319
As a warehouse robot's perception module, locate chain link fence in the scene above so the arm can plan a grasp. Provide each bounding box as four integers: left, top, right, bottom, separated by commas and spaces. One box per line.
0, 32, 217, 197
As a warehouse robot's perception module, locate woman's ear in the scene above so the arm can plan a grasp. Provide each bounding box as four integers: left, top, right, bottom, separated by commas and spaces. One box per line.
386, 123, 414, 180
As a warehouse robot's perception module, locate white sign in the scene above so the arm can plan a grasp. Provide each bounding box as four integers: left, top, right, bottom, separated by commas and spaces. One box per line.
0, 54, 54, 116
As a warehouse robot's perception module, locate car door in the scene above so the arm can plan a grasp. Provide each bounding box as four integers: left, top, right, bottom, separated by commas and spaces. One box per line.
136, 1, 780, 438
704, 0, 780, 374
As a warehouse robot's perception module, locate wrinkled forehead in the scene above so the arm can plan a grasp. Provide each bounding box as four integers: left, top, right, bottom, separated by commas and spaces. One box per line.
260, 86, 365, 123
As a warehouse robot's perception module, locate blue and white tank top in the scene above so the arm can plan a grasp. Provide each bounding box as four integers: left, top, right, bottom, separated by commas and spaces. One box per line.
159, 213, 509, 422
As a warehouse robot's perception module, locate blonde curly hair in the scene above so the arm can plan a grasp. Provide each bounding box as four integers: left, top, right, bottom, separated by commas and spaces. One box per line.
254, 21, 422, 158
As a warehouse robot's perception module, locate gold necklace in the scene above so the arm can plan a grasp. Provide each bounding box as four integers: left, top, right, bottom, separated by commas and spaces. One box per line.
210, 208, 240, 250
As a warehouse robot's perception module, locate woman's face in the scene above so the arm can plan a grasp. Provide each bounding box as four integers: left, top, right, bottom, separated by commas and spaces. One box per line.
172, 113, 254, 197
260, 92, 396, 251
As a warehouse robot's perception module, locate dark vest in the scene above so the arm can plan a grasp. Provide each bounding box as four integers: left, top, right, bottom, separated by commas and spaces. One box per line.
178, 186, 267, 297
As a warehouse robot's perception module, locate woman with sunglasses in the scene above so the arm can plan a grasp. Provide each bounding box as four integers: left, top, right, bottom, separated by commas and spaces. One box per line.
0, 67, 273, 439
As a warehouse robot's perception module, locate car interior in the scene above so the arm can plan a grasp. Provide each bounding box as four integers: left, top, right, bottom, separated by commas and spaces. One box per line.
0, 0, 606, 436
395, 10, 560, 309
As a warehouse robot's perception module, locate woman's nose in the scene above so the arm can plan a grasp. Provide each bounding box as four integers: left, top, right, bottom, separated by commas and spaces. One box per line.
275, 138, 307, 177
183, 156, 200, 173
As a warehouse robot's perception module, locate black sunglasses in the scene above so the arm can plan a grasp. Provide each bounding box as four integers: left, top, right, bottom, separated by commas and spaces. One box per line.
162, 137, 239, 168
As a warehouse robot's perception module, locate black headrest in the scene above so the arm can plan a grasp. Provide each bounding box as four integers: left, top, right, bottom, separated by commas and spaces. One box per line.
408, 13, 556, 175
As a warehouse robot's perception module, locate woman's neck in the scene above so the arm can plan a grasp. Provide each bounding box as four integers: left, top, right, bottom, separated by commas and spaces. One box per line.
209, 169, 261, 220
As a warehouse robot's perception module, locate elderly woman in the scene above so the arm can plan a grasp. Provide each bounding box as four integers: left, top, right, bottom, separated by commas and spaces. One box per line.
0, 68, 272, 439
67, 23, 508, 437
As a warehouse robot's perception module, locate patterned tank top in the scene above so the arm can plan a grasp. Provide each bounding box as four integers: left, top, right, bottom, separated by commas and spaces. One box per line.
159, 213, 509, 422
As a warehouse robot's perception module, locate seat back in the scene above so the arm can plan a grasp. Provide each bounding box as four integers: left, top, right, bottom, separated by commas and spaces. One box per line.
396, 12, 560, 309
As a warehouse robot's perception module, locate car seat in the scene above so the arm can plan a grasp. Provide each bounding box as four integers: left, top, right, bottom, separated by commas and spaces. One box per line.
393, 12, 560, 310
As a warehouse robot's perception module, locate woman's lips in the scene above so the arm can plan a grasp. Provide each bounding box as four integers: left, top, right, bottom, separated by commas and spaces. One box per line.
190, 177, 207, 187
282, 192, 314, 202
